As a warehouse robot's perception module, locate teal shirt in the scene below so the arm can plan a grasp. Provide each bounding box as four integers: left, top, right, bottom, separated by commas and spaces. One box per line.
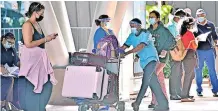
147, 22, 176, 63
167, 20, 179, 38
124, 31, 159, 69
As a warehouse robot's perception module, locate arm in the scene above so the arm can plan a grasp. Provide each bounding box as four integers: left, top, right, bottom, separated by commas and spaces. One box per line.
93, 29, 105, 49
22, 22, 46, 48
211, 23, 218, 44
22, 22, 55, 48
120, 34, 133, 51
124, 43, 145, 56
125, 32, 149, 56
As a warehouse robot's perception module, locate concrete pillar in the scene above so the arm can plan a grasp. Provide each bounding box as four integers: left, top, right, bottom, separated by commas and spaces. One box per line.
39, 1, 69, 66
51, 1, 76, 53
111, 1, 130, 36
118, 1, 134, 101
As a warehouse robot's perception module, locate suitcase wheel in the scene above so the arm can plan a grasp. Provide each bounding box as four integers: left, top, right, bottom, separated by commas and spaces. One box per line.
117, 101, 125, 111
78, 104, 89, 111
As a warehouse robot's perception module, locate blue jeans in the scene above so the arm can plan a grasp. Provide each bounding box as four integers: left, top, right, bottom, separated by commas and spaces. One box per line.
195, 49, 218, 93
135, 61, 168, 108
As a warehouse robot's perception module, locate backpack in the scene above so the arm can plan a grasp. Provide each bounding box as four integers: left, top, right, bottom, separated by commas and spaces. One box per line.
169, 38, 187, 61
170, 37, 197, 61
96, 35, 119, 58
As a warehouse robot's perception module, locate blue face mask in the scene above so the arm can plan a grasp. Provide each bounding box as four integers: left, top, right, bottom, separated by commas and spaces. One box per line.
197, 17, 205, 23
149, 18, 156, 25
131, 28, 137, 34
4, 41, 12, 49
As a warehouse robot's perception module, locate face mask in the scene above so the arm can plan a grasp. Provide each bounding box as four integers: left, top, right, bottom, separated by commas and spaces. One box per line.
149, 18, 156, 25
36, 13, 44, 22
104, 22, 108, 26
172, 20, 178, 26
4, 41, 12, 49
197, 17, 205, 23
131, 28, 137, 34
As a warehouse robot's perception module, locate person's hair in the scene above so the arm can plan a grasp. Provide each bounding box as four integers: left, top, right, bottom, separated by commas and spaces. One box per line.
161, 1, 166, 5
174, 9, 186, 18
130, 18, 142, 25
150, 10, 160, 19
25, 2, 45, 17
180, 17, 194, 36
95, 14, 109, 26
1, 32, 15, 42
186, 13, 191, 17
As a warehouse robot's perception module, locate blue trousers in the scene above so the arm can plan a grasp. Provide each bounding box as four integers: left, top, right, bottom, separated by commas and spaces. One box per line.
195, 49, 218, 93
135, 61, 168, 108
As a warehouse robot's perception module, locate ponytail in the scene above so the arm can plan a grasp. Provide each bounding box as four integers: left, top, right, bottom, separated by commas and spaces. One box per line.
95, 19, 101, 26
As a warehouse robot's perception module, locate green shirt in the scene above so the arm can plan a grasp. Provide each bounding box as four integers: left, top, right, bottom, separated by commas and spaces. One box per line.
147, 22, 176, 63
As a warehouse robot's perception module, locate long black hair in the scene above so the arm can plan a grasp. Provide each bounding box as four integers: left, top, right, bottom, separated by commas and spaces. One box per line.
180, 17, 194, 36
95, 14, 109, 26
25, 2, 45, 17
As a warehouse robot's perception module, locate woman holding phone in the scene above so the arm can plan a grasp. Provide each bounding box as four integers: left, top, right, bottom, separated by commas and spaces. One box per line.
18, 2, 58, 111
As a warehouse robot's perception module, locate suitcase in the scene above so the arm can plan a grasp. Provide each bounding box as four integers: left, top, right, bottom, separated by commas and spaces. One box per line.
69, 52, 107, 68
62, 66, 109, 100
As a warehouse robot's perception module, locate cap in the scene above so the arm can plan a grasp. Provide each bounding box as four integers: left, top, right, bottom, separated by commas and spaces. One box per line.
196, 9, 206, 15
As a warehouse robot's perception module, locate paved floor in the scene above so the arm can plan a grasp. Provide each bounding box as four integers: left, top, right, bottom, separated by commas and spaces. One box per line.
46, 80, 218, 111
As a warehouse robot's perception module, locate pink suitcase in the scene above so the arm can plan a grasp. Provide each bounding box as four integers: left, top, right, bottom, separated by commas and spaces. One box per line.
62, 66, 109, 100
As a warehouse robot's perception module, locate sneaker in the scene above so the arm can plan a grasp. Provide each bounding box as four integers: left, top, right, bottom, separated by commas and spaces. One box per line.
213, 93, 218, 97
197, 92, 203, 97
148, 103, 155, 108
170, 95, 181, 100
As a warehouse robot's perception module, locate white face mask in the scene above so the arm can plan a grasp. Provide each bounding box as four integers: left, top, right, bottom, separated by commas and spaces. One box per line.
4, 41, 12, 49
131, 28, 137, 34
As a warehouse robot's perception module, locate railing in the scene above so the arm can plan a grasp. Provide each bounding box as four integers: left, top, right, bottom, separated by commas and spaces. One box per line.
1, 28, 22, 41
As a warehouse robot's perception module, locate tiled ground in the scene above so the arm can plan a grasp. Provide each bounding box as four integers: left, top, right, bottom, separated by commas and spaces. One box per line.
46, 80, 218, 111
